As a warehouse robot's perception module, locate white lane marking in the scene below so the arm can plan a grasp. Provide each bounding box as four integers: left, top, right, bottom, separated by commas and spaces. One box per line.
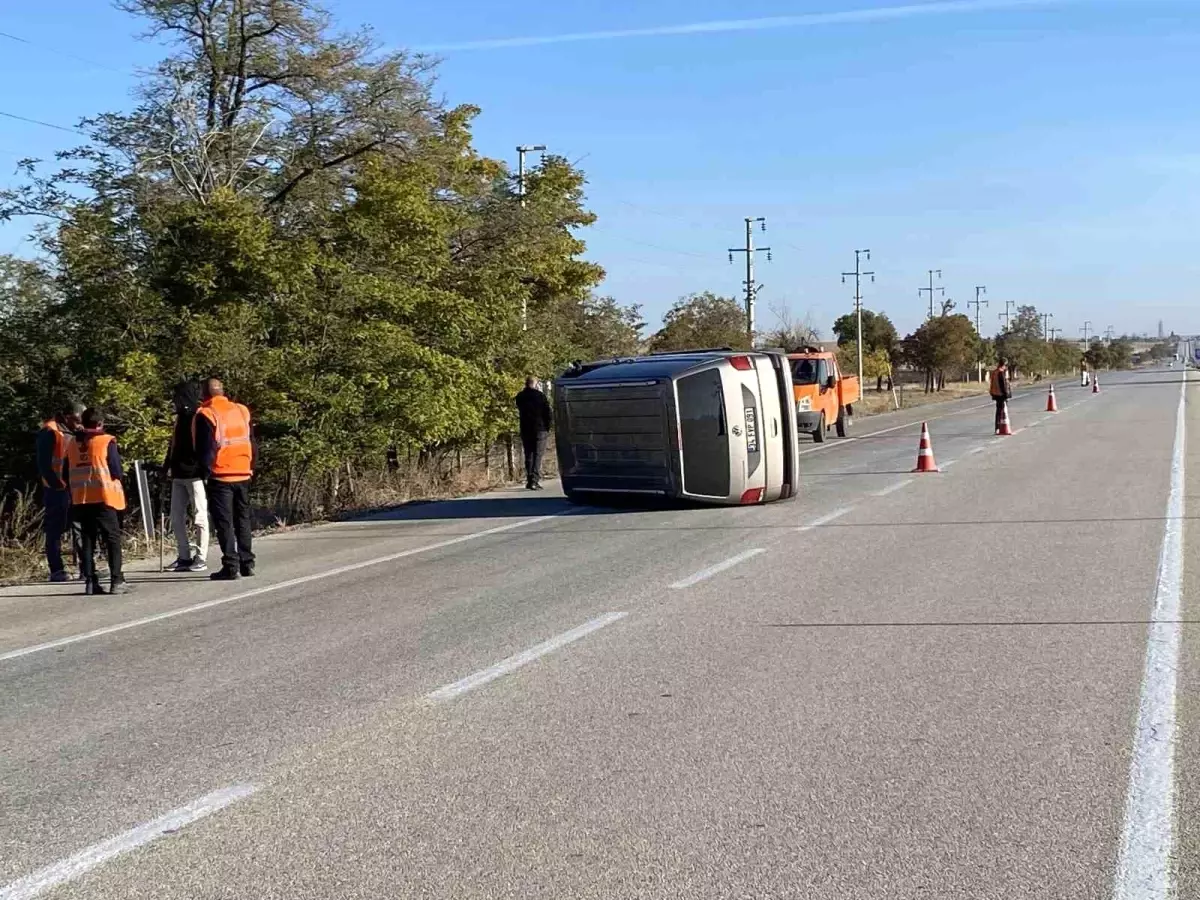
798, 438, 858, 456
1, 514, 564, 663
939, 459, 957, 469
797, 507, 853, 533
425, 612, 627, 702
669, 548, 766, 589
873, 479, 913, 497
969, 446, 987, 455
1113, 372, 1187, 900
0, 784, 257, 900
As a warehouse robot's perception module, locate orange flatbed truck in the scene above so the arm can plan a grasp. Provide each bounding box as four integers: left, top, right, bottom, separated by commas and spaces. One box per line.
787, 347, 861, 442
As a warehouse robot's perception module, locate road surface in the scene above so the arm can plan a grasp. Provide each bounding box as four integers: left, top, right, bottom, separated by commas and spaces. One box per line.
1, 366, 1194, 899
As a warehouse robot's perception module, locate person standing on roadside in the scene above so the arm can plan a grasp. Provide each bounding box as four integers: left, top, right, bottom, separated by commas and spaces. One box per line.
515, 376, 552, 491
989, 357, 1013, 434
163, 380, 209, 572
37, 400, 84, 582
65, 408, 129, 595
193, 378, 256, 581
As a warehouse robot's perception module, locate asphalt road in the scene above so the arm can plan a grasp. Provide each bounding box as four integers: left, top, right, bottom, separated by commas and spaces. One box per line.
1, 366, 1194, 899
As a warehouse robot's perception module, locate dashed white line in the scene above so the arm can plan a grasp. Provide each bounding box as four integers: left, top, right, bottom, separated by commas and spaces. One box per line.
1, 514, 566, 663
873, 479, 913, 497
669, 548, 766, 589
425, 612, 628, 702
969, 446, 987, 455
1113, 372, 1187, 899
797, 507, 853, 532
0, 784, 258, 900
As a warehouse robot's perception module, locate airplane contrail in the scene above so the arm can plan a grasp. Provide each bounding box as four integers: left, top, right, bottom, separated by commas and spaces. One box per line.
418, 0, 1102, 52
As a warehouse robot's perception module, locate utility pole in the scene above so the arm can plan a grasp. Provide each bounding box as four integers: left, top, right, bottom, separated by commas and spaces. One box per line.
999, 299, 1016, 332
515, 144, 546, 331
1048, 326, 1063, 340
1105, 325, 1115, 343
1041, 312, 1054, 342
1081, 320, 1093, 347
967, 286, 988, 382
919, 269, 944, 319
728, 217, 770, 343
842, 249, 875, 388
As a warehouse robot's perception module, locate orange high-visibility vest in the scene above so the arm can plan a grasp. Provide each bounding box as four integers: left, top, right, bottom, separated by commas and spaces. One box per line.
40, 420, 73, 488
989, 366, 1007, 398
195, 396, 253, 482
67, 434, 126, 510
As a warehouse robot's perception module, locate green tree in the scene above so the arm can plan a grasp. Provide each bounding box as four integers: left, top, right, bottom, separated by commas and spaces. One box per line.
831, 308, 899, 391
902, 314, 978, 392
649, 292, 750, 352
994, 305, 1048, 378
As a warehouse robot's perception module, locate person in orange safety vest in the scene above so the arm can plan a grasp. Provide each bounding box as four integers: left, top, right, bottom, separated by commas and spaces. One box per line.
37, 400, 85, 582
193, 377, 257, 581
65, 408, 129, 595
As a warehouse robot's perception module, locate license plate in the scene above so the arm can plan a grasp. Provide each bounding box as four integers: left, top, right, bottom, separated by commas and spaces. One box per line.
744, 407, 758, 453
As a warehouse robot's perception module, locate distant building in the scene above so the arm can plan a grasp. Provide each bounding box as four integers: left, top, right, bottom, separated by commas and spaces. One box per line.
1158, 320, 1165, 340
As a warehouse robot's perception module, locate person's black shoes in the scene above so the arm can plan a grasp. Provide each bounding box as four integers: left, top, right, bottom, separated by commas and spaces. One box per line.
239, 564, 255, 578
84, 578, 106, 596
210, 567, 240, 581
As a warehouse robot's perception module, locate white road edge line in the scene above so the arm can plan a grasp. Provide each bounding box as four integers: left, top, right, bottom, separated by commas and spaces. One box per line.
1, 514, 565, 663
669, 548, 766, 589
425, 612, 627, 702
797, 507, 853, 533
1113, 371, 1187, 900
0, 784, 258, 900
873, 479, 913, 497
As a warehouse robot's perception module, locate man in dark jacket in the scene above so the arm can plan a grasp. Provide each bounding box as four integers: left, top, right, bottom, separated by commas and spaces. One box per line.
37, 401, 84, 582
163, 380, 209, 572
989, 358, 1013, 433
515, 376, 552, 490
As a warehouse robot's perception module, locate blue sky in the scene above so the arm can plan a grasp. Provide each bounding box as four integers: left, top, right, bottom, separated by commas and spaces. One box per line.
2, 0, 1198, 340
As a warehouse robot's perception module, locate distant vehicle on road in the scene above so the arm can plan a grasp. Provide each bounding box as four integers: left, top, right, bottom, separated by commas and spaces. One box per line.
554, 350, 800, 506
788, 347, 861, 442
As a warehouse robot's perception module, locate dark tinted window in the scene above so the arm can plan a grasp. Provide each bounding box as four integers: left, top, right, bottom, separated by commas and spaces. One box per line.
792, 359, 819, 385
676, 370, 731, 497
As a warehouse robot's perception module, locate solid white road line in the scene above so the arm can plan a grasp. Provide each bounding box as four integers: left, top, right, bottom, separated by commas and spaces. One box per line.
424, 612, 627, 703
797, 507, 853, 532
873, 479, 913, 497
0, 784, 257, 900
938, 459, 957, 469
669, 549, 766, 589
969, 446, 987, 455
1113, 372, 1187, 900
1, 514, 564, 664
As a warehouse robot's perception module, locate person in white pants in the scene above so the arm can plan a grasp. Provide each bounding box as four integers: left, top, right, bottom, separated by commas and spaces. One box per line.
164, 381, 210, 572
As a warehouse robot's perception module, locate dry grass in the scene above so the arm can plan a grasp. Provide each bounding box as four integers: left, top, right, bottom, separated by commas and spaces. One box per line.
855, 380, 996, 417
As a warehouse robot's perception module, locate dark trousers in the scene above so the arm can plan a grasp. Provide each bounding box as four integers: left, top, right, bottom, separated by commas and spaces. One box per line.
73, 503, 122, 583
205, 479, 255, 571
44, 488, 81, 575
994, 397, 1007, 431
522, 432, 548, 487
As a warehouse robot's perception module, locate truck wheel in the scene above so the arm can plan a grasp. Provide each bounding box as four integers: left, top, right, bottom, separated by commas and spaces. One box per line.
812, 412, 826, 443
835, 406, 848, 438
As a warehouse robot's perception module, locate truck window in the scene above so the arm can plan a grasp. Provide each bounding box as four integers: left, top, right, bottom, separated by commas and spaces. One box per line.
676, 369, 732, 497
815, 359, 830, 385
791, 359, 819, 385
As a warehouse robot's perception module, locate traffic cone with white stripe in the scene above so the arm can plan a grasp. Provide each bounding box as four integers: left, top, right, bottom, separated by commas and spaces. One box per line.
997, 401, 1014, 436
1093, 374, 1100, 394
1046, 383, 1058, 412
912, 422, 939, 473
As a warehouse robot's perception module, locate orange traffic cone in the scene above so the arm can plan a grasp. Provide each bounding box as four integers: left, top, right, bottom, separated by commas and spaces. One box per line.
997, 401, 1014, 436
1092, 375, 1100, 394
912, 422, 940, 473
1046, 384, 1058, 412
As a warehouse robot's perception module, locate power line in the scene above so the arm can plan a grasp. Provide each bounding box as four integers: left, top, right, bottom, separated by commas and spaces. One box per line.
0, 110, 86, 135
0, 30, 131, 75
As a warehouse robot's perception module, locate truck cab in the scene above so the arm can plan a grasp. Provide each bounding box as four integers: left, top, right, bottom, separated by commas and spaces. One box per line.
788, 347, 861, 443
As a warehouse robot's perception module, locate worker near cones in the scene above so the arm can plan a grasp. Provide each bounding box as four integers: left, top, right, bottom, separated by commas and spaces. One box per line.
193, 377, 257, 581
65, 408, 129, 596
989, 357, 1013, 434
